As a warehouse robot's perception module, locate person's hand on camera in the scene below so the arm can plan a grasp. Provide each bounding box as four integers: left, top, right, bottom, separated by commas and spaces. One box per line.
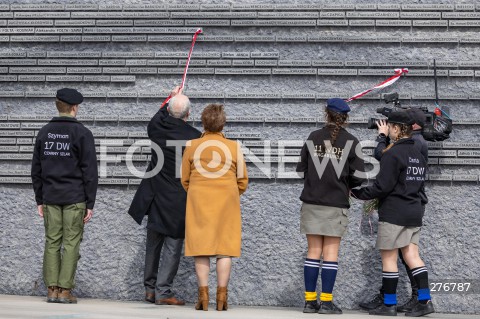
377, 119, 389, 136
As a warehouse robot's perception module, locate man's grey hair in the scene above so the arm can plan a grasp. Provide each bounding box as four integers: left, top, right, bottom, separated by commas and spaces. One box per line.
167, 95, 191, 120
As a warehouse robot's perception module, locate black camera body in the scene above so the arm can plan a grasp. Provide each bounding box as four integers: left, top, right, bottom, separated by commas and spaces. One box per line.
366, 92, 400, 129
367, 92, 453, 142
367, 107, 392, 129
422, 111, 452, 141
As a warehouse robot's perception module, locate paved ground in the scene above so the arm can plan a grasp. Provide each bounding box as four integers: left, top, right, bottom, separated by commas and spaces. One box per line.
0, 295, 478, 319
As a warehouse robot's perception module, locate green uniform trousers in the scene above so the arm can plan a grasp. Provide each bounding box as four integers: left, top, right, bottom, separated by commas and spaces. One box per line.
43, 202, 85, 289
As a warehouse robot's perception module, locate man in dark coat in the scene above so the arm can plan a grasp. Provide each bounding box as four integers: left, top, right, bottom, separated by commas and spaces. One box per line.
128, 86, 201, 305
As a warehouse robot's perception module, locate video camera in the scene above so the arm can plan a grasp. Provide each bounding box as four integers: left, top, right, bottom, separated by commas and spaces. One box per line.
367, 92, 453, 142
366, 92, 399, 129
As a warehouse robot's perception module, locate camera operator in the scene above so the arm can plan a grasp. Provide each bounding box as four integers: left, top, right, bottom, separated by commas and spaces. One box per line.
374, 108, 428, 162
360, 108, 429, 313
406, 108, 428, 161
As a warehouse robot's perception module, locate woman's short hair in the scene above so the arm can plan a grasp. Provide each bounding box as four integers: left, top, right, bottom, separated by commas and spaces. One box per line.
201, 103, 226, 133
55, 99, 74, 113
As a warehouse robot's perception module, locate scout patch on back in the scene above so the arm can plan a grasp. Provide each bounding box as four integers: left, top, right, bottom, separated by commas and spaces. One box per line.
41, 132, 72, 158
406, 156, 425, 182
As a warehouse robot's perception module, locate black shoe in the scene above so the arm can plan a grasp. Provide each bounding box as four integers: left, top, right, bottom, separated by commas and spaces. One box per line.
369, 304, 397, 316
359, 293, 384, 310
397, 295, 418, 312
405, 300, 435, 317
303, 300, 320, 313
318, 301, 342, 314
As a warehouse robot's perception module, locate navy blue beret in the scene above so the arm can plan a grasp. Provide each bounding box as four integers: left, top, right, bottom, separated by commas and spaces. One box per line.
56, 88, 83, 105
327, 98, 351, 114
388, 111, 415, 125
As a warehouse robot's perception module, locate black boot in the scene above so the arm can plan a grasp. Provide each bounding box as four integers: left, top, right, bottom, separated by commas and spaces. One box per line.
397, 290, 418, 312
318, 301, 342, 314
368, 304, 397, 316
359, 293, 384, 310
405, 300, 435, 317
303, 300, 320, 313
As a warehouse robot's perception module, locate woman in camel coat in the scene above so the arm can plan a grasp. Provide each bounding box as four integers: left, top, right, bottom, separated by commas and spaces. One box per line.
181, 103, 248, 311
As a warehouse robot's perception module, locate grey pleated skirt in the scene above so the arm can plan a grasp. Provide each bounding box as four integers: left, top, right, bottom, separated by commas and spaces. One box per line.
300, 203, 349, 237
376, 221, 421, 250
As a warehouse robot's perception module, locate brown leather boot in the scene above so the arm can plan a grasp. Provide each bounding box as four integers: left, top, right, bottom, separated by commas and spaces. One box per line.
58, 288, 77, 304
47, 286, 59, 303
145, 292, 155, 303
155, 296, 186, 305
216, 286, 228, 311
195, 286, 209, 311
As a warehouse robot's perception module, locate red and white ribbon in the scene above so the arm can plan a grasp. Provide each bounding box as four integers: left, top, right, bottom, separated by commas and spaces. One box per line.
345, 68, 408, 102
160, 28, 203, 108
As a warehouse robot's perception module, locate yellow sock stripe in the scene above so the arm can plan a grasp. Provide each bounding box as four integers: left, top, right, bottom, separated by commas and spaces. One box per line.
305, 291, 317, 301
320, 292, 333, 302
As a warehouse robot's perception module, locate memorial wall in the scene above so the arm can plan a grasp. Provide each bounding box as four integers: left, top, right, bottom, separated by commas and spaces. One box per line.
0, 0, 479, 313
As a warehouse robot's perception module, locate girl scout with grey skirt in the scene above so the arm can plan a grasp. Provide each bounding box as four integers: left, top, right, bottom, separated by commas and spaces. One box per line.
351, 111, 435, 317
296, 98, 364, 314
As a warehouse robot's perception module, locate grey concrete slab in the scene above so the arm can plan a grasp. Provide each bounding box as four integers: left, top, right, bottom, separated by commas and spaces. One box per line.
0, 295, 477, 319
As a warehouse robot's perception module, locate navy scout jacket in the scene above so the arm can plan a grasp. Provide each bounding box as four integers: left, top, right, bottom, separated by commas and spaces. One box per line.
296, 126, 365, 209
128, 106, 201, 238
352, 138, 427, 227
31, 117, 98, 209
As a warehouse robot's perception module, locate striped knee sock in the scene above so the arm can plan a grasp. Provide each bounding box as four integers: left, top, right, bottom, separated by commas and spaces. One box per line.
320, 261, 338, 302
304, 258, 320, 301
383, 271, 399, 306
411, 266, 431, 304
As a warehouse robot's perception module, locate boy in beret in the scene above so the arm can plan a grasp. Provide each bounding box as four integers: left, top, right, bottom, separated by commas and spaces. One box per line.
31, 88, 98, 304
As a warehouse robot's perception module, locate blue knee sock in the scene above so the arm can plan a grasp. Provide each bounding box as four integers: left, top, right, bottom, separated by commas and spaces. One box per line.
320, 261, 338, 302
304, 258, 320, 301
